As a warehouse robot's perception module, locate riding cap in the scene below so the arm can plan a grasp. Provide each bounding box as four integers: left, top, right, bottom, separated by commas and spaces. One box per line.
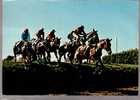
80, 25, 84, 29
24, 28, 29, 33
40, 28, 44, 31
51, 29, 56, 33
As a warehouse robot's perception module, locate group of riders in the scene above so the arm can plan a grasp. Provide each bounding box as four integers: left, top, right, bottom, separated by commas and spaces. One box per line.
14, 25, 112, 64
19, 25, 99, 47
17, 28, 56, 48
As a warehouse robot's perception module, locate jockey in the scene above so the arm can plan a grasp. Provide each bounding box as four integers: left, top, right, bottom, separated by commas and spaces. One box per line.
34, 28, 45, 52
21, 28, 30, 42
70, 25, 86, 42
87, 28, 99, 48
47, 29, 56, 42
36, 28, 45, 41
17, 28, 30, 47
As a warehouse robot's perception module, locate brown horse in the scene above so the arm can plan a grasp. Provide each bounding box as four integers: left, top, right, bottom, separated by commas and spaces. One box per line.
75, 38, 112, 66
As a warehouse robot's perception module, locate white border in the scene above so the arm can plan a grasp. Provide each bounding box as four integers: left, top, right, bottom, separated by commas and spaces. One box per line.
0, 0, 139, 99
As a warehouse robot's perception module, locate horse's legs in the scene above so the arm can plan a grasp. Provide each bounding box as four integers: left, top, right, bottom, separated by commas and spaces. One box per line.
89, 56, 93, 64
69, 54, 73, 64
38, 54, 42, 63
28, 52, 32, 63
22, 55, 26, 63
88, 58, 91, 64
87, 54, 90, 63
90, 55, 95, 64
28, 55, 31, 63
98, 57, 103, 67
43, 52, 47, 62
64, 54, 67, 62
58, 54, 62, 62
13, 48, 17, 62
14, 54, 16, 62
79, 56, 82, 64
47, 52, 51, 62
54, 51, 58, 61
26, 56, 30, 63
32, 51, 37, 61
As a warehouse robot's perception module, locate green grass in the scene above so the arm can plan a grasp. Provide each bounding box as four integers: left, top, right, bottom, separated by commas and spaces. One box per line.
3, 60, 138, 71
3, 61, 138, 95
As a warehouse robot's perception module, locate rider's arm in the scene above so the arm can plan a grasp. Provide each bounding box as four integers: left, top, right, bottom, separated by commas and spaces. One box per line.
82, 30, 86, 35
71, 30, 75, 34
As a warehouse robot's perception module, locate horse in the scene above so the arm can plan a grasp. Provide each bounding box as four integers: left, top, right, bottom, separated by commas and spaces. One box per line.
75, 38, 112, 66
64, 40, 80, 64
58, 42, 69, 62
64, 33, 83, 64
45, 37, 61, 62
35, 40, 47, 63
13, 41, 34, 63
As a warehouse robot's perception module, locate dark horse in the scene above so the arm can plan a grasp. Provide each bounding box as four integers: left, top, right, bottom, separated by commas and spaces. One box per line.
58, 42, 68, 62
13, 41, 35, 63
45, 37, 61, 62
58, 39, 80, 64
35, 40, 47, 62
75, 38, 112, 66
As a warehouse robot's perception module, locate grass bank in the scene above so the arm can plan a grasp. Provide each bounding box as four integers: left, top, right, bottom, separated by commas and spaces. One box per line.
2, 61, 138, 95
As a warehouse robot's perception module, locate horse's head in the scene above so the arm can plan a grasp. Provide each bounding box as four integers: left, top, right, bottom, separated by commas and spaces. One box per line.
98, 38, 112, 55
105, 38, 112, 55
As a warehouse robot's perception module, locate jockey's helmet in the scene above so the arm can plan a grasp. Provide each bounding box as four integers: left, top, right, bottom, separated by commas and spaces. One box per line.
24, 28, 29, 33
40, 28, 44, 31
51, 29, 56, 33
80, 25, 84, 29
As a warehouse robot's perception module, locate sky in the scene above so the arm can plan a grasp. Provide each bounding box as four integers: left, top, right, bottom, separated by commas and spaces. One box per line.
2, 0, 139, 59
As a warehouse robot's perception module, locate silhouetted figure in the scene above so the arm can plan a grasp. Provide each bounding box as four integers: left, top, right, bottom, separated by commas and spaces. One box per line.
68, 25, 86, 42
47, 29, 56, 42
36, 28, 45, 41
13, 28, 33, 63
34, 28, 45, 53
21, 28, 30, 41
16, 28, 30, 48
